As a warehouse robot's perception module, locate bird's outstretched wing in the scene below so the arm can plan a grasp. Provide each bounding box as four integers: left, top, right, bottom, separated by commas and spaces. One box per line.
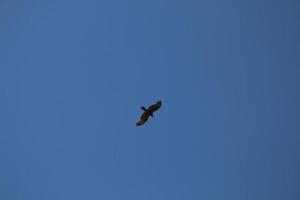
136, 112, 150, 126
147, 101, 162, 112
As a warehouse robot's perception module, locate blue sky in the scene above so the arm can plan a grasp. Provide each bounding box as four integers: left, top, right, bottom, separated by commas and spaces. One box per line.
0, 0, 299, 199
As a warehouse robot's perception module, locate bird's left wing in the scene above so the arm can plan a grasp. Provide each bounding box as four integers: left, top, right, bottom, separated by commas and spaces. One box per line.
147, 101, 162, 112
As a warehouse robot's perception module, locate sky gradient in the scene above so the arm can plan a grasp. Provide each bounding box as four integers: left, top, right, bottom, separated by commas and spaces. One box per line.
0, 0, 300, 199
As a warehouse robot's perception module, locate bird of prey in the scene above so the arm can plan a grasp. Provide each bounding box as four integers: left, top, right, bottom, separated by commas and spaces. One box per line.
136, 100, 162, 126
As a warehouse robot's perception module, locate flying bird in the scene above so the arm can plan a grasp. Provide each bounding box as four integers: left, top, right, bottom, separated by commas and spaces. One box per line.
136, 100, 162, 126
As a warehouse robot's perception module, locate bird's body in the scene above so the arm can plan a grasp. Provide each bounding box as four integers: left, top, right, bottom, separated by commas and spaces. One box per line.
136, 101, 162, 126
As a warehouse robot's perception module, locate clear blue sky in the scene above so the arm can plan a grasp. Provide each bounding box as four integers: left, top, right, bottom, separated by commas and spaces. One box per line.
0, 0, 299, 199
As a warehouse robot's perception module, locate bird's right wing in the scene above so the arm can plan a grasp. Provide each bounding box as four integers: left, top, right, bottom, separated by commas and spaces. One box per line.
136, 112, 149, 126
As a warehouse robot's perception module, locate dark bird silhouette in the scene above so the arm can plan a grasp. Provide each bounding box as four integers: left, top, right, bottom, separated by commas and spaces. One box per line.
136, 100, 162, 126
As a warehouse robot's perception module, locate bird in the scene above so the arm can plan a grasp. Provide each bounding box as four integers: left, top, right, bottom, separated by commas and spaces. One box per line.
136, 100, 162, 126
